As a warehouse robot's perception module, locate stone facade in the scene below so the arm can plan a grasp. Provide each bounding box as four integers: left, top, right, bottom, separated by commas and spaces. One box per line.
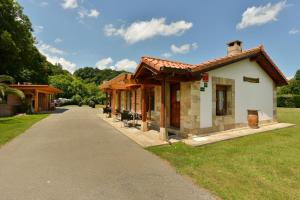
112, 74, 277, 138
179, 81, 201, 137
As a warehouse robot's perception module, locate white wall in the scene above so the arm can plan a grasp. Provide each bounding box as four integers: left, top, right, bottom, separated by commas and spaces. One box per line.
200, 59, 274, 128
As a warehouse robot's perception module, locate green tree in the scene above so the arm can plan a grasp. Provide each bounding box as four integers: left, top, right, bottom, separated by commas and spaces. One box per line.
74, 67, 124, 84
49, 74, 75, 98
0, 0, 51, 83
277, 69, 300, 95
0, 75, 24, 103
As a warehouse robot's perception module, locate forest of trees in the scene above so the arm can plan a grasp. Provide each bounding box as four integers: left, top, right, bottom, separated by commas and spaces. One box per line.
277, 69, 300, 107
0, 0, 124, 105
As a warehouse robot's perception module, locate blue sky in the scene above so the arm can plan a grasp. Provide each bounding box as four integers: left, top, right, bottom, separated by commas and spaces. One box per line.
18, 0, 300, 78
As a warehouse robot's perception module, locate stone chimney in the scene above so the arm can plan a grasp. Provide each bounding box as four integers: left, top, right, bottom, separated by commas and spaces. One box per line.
227, 40, 242, 56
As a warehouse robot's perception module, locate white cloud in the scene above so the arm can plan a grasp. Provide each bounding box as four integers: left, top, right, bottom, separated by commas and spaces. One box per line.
104, 18, 193, 44
171, 44, 190, 54
54, 38, 63, 43
289, 28, 300, 35
78, 8, 100, 18
34, 25, 44, 33
162, 53, 172, 58
170, 42, 198, 54
38, 42, 65, 55
237, 1, 287, 29
61, 0, 78, 9
95, 57, 137, 72
191, 42, 198, 50
115, 59, 137, 71
88, 9, 99, 18
40, 2, 49, 7
95, 57, 113, 69
48, 56, 77, 73
37, 41, 77, 73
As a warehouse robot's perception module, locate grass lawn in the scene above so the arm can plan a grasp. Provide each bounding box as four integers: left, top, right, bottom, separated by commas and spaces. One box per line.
0, 114, 49, 146
147, 108, 300, 200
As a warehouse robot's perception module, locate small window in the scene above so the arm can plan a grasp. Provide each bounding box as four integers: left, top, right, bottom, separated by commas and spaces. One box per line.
216, 85, 227, 116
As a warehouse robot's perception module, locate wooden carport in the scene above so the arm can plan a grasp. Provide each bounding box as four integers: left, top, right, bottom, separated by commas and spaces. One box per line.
10, 84, 62, 113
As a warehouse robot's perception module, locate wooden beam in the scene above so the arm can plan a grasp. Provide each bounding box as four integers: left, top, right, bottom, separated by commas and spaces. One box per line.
111, 90, 116, 115
141, 85, 148, 131
160, 80, 166, 128
34, 89, 39, 113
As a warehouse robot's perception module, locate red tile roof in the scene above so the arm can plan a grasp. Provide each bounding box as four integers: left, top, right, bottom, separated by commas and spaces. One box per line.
141, 56, 194, 71
133, 45, 287, 85
192, 45, 263, 72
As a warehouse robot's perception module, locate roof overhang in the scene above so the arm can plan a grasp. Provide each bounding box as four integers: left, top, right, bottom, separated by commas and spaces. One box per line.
10, 84, 62, 94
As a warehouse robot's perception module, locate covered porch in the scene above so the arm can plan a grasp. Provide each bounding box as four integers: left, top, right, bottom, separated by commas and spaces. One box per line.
9, 84, 62, 113
99, 58, 203, 141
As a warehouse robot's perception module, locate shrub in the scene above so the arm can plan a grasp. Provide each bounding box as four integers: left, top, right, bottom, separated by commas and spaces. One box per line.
78, 101, 83, 107
89, 100, 95, 108
277, 95, 300, 108
71, 94, 82, 105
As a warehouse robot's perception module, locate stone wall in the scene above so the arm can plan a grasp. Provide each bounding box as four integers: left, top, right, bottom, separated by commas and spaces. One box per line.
7, 95, 22, 106
0, 104, 15, 117
149, 86, 161, 130
179, 81, 200, 137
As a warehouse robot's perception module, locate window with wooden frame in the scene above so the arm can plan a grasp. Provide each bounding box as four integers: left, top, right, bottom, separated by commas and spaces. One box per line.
216, 85, 228, 116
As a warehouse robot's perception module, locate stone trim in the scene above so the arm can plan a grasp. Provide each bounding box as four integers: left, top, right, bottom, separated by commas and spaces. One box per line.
212, 77, 235, 132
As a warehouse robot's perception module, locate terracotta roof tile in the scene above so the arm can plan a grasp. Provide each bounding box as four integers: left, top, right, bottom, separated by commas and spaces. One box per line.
141, 56, 194, 71
192, 45, 263, 72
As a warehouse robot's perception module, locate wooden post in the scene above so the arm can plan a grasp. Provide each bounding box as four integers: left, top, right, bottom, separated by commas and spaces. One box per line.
45, 93, 49, 110
105, 92, 108, 106
160, 79, 167, 141
34, 89, 39, 113
109, 93, 111, 107
141, 85, 147, 132
112, 90, 116, 115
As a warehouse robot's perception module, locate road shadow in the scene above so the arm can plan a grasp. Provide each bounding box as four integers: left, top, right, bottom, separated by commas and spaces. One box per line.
37, 107, 69, 115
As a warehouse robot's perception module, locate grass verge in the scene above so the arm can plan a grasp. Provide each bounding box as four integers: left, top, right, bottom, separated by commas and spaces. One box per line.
0, 114, 49, 146
147, 108, 300, 200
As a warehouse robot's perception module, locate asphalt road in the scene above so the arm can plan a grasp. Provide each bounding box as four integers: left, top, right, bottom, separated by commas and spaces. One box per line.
0, 106, 215, 200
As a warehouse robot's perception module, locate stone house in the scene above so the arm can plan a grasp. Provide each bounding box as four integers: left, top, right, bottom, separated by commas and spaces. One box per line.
99, 41, 288, 141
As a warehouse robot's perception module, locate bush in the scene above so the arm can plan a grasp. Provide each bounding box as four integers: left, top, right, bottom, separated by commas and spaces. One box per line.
89, 100, 95, 108
78, 101, 83, 107
71, 94, 82, 105
277, 95, 300, 108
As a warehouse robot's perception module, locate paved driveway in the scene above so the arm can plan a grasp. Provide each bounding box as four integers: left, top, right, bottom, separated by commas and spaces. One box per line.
0, 106, 215, 200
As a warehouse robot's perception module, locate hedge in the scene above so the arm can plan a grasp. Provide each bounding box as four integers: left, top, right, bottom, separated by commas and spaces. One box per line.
277, 95, 300, 108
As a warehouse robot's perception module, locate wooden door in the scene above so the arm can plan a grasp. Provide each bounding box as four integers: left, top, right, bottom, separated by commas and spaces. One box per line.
170, 83, 180, 128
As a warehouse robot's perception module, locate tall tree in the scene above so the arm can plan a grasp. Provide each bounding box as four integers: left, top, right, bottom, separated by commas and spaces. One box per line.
74, 67, 125, 85
0, 75, 24, 103
0, 0, 50, 83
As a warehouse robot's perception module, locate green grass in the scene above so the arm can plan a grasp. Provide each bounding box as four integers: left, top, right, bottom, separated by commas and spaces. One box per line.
0, 114, 49, 146
147, 108, 300, 200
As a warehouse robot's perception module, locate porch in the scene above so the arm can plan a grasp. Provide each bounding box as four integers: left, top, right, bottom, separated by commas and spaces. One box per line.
9, 84, 62, 113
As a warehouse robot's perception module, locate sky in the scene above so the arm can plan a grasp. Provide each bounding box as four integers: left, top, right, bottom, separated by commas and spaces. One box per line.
17, 0, 300, 78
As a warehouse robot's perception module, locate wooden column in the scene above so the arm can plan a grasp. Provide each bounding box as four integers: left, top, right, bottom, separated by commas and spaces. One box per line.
45, 93, 49, 110
109, 92, 112, 107
34, 90, 39, 113
141, 85, 147, 131
160, 79, 167, 141
105, 92, 108, 106
111, 90, 116, 115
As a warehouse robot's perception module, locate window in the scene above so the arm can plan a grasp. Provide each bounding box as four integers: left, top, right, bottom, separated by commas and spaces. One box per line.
216, 85, 227, 116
